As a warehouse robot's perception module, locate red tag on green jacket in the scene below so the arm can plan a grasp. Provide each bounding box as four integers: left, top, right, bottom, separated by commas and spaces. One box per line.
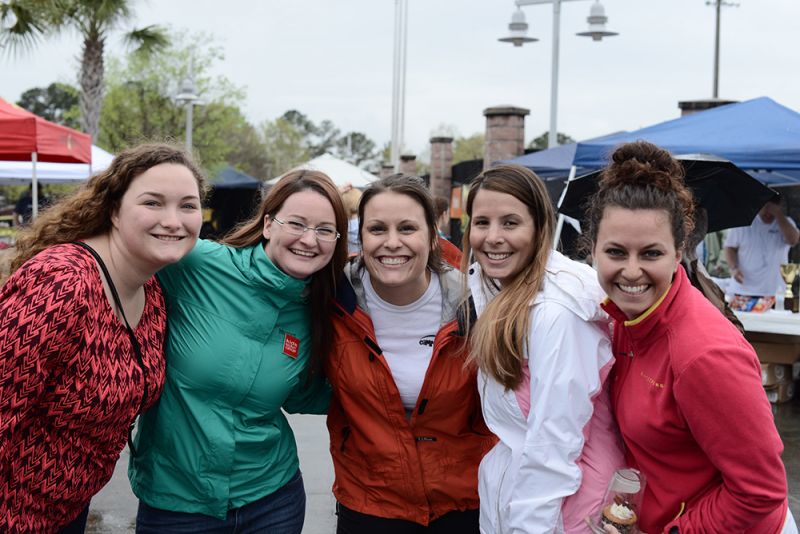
283, 333, 300, 359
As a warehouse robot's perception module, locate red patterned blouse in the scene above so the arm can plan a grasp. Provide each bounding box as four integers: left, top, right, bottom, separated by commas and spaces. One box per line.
0, 243, 167, 532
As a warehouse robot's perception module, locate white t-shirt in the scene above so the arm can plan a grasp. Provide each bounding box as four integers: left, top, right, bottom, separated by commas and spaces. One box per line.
362, 270, 441, 417
724, 215, 797, 296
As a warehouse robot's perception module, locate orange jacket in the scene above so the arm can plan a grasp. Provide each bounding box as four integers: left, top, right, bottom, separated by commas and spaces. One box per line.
326, 261, 496, 525
438, 236, 463, 271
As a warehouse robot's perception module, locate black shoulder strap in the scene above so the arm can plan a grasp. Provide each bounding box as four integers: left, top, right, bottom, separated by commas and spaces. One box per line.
72, 241, 148, 456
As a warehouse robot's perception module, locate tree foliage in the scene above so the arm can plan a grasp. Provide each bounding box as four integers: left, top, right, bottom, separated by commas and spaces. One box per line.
335, 132, 378, 167
99, 30, 261, 175
453, 133, 485, 164
17, 26, 383, 181
267, 110, 379, 174
0, 0, 168, 138
16, 82, 81, 129
528, 131, 576, 150
259, 117, 310, 178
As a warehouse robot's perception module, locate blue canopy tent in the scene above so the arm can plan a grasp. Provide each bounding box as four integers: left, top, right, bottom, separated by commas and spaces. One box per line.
507, 97, 800, 250
204, 166, 262, 238
571, 97, 800, 186
210, 166, 261, 189
500, 131, 627, 180
501, 143, 587, 179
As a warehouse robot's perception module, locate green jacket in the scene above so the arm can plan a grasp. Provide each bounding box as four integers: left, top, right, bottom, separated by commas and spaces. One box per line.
128, 240, 329, 519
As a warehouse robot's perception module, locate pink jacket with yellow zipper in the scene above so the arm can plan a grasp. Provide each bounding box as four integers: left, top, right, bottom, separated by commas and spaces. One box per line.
604, 264, 788, 533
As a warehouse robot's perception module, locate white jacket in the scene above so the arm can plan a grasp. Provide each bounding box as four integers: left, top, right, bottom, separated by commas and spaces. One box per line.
469, 251, 624, 534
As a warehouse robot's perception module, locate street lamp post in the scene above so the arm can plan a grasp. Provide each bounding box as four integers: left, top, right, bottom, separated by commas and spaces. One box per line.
499, 0, 617, 148
176, 57, 200, 151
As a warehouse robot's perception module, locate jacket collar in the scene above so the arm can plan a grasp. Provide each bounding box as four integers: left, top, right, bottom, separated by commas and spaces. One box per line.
335, 256, 465, 325
234, 243, 309, 301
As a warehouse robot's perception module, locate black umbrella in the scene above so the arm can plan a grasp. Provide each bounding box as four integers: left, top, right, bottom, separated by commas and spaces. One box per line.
557, 154, 779, 233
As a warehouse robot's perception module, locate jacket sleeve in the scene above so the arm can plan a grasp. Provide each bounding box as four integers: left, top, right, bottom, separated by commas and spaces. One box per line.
507, 303, 610, 534
282, 370, 332, 414
0, 260, 87, 457
666, 345, 787, 533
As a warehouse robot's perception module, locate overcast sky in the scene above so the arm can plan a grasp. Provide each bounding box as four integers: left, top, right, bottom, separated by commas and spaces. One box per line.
3, 0, 799, 160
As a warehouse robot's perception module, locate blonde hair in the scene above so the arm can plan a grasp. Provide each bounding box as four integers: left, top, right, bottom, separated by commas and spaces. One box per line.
11, 143, 206, 272
461, 165, 555, 390
341, 187, 362, 217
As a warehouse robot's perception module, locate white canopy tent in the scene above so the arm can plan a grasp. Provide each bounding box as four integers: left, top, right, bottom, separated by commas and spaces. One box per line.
268, 153, 378, 189
0, 145, 114, 185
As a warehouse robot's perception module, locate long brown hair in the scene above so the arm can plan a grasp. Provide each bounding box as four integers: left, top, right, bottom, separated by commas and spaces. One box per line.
224, 170, 348, 375
12, 143, 207, 272
461, 164, 555, 390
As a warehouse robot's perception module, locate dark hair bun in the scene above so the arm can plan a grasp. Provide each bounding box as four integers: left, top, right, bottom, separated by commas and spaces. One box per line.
600, 140, 685, 193
586, 140, 695, 251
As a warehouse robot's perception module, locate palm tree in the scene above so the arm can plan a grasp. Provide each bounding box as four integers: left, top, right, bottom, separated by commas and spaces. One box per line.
0, 0, 167, 139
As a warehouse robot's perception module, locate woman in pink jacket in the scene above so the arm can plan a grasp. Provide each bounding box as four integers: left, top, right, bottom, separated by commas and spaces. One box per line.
587, 140, 794, 534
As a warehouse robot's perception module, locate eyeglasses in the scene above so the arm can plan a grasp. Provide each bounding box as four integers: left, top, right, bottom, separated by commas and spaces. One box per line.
272, 217, 340, 242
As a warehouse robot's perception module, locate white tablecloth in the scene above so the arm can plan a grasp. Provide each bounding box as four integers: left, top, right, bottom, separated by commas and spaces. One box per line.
734, 310, 800, 336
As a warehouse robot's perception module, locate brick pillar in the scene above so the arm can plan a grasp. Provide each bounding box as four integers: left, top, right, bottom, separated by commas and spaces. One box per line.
678, 98, 737, 117
379, 163, 395, 178
483, 105, 529, 170
399, 154, 417, 176
429, 136, 453, 198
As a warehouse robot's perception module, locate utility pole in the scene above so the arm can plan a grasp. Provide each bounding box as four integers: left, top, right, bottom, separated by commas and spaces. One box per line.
708, 0, 739, 99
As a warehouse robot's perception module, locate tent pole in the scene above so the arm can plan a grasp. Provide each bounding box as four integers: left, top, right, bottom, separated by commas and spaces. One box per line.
552, 164, 577, 249
32, 152, 39, 220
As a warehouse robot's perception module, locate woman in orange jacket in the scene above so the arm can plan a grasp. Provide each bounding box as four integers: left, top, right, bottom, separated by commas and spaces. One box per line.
325, 174, 495, 533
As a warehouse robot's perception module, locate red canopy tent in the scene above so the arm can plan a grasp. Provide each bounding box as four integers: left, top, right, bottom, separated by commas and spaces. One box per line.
0, 97, 92, 217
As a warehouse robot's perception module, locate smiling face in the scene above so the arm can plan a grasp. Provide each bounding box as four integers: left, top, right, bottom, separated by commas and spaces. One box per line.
469, 189, 536, 286
111, 163, 202, 270
361, 191, 432, 305
593, 206, 682, 320
263, 189, 337, 279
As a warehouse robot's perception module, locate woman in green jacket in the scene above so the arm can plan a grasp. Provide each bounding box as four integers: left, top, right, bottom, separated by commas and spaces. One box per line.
129, 170, 348, 533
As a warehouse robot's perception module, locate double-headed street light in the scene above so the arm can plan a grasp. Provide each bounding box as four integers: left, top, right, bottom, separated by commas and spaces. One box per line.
499, 0, 618, 148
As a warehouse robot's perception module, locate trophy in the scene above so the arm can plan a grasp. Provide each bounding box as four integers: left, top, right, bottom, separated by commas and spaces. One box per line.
780, 263, 800, 312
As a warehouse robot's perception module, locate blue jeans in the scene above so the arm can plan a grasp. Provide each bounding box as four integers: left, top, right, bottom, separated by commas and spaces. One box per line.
136, 470, 305, 534
58, 505, 89, 534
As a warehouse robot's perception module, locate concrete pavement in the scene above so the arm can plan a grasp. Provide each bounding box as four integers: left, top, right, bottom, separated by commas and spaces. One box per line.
86, 414, 335, 533
86, 402, 800, 532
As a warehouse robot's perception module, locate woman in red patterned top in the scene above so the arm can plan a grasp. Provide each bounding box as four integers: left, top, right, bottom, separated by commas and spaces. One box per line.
0, 144, 205, 533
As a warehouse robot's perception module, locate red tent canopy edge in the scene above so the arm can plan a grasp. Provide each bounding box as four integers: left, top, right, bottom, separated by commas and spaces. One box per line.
0, 97, 92, 164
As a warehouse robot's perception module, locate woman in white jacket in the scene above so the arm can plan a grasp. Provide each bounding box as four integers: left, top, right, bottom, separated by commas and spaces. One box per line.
461, 164, 624, 534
